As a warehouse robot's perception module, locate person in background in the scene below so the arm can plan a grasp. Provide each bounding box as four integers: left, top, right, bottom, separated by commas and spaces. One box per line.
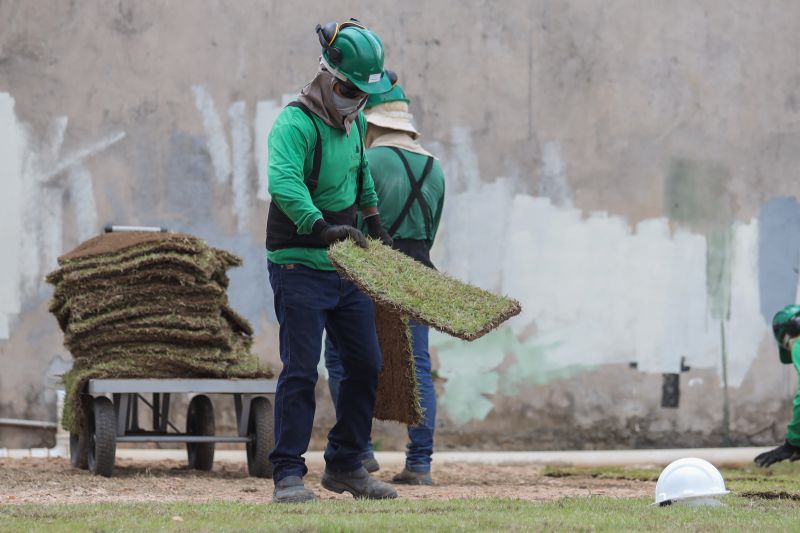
325, 75, 445, 485
755, 304, 800, 467
265, 19, 395, 503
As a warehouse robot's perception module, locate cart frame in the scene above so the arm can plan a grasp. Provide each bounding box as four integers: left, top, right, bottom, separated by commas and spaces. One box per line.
69, 378, 276, 478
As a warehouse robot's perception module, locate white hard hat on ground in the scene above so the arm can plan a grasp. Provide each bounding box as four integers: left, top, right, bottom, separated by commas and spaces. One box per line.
655, 458, 729, 506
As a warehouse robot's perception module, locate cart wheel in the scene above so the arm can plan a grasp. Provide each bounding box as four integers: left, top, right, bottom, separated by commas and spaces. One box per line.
70, 397, 92, 470
246, 397, 274, 478
69, 431, 89, 470
186, 395, 215, 471
88, 397, 116, 477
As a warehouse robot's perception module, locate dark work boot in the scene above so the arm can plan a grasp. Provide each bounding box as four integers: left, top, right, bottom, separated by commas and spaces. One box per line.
273, 476, 317, 503
361, 455, 380, 473
392, 468, 433, 485
321, 466, 398, 499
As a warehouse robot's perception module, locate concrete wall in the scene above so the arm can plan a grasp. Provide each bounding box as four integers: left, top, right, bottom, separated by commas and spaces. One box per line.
3, 0, 800, 450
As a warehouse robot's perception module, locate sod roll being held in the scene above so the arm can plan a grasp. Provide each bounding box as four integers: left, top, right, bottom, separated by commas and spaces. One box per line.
329, 239, 522, 341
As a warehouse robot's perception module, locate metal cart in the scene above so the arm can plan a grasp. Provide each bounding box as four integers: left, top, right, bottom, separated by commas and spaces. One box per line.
69, 378, 276, 477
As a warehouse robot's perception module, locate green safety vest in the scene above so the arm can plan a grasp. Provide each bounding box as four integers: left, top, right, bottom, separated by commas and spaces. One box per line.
359, 146, 445, 268
265, 104, 377, 271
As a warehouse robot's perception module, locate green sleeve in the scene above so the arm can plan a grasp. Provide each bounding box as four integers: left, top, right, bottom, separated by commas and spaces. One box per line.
430, 176, 445, 243
357, 114, 378, 209
786, 342, 800, 446
267, 109, 323, 235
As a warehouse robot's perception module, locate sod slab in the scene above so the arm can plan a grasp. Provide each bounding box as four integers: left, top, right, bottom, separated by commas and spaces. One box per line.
329, 239, 521, 341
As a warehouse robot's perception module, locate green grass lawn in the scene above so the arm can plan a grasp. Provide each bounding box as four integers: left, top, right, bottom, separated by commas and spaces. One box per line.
5, 463, 800, 532
544, 461, 800, 496
3, 495, 800, 533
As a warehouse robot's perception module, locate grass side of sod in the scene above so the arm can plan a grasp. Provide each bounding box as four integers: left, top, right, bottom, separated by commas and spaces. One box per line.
329, 239, 521, 340
3, 495, 800, 533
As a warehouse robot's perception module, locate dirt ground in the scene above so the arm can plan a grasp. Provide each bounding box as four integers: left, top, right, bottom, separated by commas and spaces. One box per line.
0, 458, 653, 504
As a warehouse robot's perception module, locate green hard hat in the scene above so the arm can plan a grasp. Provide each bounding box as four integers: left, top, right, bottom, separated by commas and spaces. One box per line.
366, 77, 409, 109
321, 23, 392, 95
773, 304, 800, 364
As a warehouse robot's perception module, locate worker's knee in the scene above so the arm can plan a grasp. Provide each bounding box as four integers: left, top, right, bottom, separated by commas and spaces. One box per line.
341, 349, 382, 381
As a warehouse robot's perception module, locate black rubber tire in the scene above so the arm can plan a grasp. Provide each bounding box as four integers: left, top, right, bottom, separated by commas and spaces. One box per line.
88, 397, 116, 477
70, 397, 92, 470
246, 397, 274, 478
69, 431, 90, 470
186, 395, 215, 471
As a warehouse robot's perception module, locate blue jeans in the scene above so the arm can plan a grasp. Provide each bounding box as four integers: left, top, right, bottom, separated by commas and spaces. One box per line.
325, 336, 376, 462
326, 320, 436, 472
267, 262, 382, 483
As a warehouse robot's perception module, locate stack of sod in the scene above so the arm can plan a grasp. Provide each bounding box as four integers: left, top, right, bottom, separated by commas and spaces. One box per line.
46, 232, 271, 432
329, 239, 522, 425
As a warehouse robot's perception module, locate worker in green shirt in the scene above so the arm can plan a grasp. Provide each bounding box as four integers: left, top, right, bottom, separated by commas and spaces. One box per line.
755, 304, 800, 467
265, 19, 395, 503
325, 77, 445, 485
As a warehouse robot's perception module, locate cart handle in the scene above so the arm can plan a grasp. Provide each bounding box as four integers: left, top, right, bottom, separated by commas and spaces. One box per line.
104, 224, 168, 233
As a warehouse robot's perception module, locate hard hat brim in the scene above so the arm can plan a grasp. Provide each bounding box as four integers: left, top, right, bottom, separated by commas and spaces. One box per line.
350, 73, 393, 95
654, 489, 730, 506
365, 107, 419, 137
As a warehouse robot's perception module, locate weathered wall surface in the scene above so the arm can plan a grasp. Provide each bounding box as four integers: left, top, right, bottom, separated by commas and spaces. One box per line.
3, 0, 800, 450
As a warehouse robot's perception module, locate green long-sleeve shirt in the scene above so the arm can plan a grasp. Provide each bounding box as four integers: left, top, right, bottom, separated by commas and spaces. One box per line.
359, 146, 445, 242
786, 341, 800, 446
266, 106, 378, 270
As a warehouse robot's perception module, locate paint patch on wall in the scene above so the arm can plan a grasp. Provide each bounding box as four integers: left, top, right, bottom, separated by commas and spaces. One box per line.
0, 92, 122, 339
724, 221, 766, 387
228, 101, 253, 233
186, 87, 314, 330
192, 85, 231, 185
438, 127, 481, 194
255, 100, 281, 202
166, 132, 215, 218
538, 141, 573, 207
194, 86, 299, 231
758, 197, 800, 322
665, 159, 732, 232
165, 131, 274, 331
433, 330, 505, 425
665, 158, 734, 319
253, 94, 301, 203
0, 93, 26, 334
432, 162, 767, 422
68, 165, 99, 241
437, 178, 516, 293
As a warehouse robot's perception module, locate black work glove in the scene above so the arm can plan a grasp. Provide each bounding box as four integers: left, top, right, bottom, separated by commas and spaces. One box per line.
754, 440, 800, 467
363, 213, 393, 246
313, 219, 368, 249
